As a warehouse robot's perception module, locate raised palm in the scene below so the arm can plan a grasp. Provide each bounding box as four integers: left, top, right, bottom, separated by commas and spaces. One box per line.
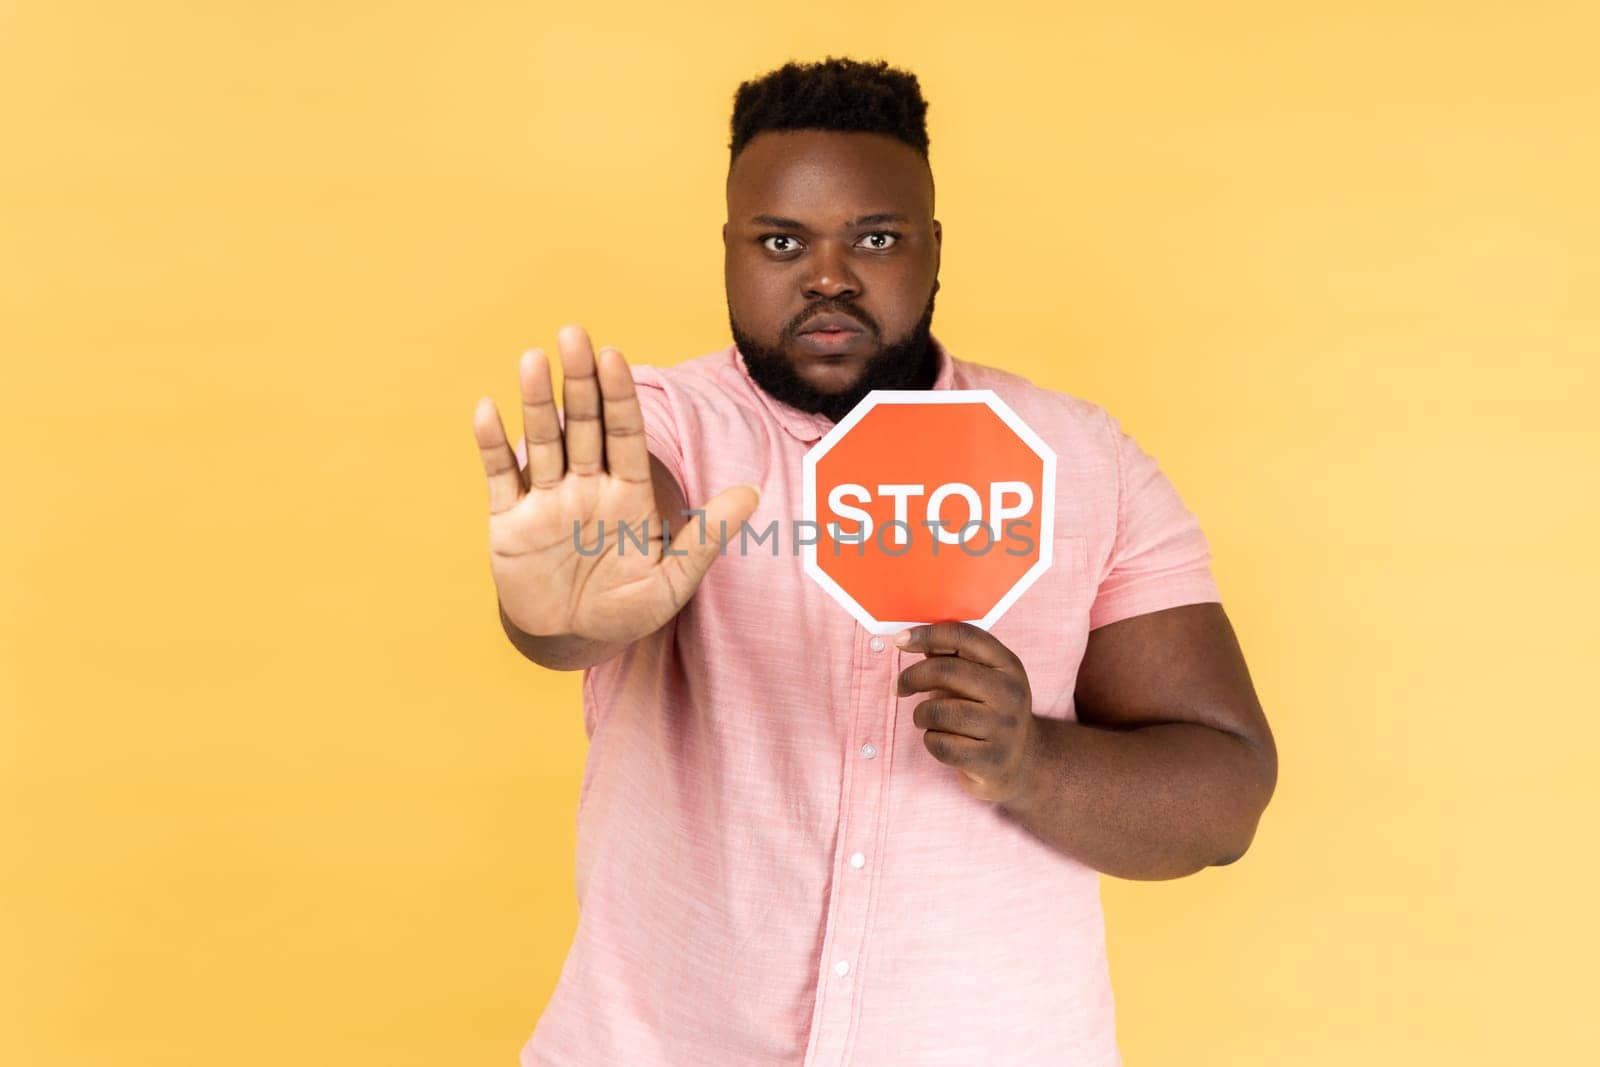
473, 325, 759, 645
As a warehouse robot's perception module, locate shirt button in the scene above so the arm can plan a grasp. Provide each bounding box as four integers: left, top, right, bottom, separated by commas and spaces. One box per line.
859, 743, 877, 760
849, 852, 866, 869
834, 960, 851, 977
869, 636, 885, 652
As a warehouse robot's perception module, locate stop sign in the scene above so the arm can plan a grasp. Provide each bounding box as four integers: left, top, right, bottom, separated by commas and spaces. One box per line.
802, 389, 1057, 633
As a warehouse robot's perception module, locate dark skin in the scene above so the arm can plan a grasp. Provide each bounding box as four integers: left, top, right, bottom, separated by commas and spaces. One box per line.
723, 130, 941, 395
897, 614, 1276, 880
729, 130, 1276, 879
488, 128, 1276, 878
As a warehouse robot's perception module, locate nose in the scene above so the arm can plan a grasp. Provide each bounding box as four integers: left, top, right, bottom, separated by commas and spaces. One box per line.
802, 240, 861, 301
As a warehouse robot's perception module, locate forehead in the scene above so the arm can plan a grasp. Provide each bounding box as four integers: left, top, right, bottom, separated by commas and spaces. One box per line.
726, 130, 933, 223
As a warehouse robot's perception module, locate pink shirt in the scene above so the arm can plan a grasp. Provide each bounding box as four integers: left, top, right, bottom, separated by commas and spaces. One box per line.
520, 337, 1221, 1065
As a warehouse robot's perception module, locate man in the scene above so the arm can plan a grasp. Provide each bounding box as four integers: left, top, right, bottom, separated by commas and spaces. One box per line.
472, 57, 1276, 1066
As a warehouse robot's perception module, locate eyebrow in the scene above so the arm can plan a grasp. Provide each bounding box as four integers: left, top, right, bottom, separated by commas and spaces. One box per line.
749, 212, 911, 231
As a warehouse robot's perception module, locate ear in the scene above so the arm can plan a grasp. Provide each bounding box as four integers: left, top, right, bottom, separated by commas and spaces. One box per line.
933, 218, 943, 273
722, 222, 729, 248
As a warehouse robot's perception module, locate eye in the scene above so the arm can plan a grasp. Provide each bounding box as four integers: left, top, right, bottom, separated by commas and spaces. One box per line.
857, 232, 899, 250
761, 234, 803, 254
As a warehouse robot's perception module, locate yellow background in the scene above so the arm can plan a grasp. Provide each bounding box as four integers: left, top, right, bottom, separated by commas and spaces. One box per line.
4, 2, 1596, 1063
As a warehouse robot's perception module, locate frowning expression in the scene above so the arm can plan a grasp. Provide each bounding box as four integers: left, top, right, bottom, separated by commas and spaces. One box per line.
724, 130, 942, 397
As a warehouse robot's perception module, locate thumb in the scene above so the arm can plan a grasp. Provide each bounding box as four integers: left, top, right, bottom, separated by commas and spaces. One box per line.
663, 482, 762, 594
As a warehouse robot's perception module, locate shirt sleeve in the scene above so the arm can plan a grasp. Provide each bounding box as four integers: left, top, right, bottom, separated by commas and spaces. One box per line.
509, 363, 689, 499
1088, 411, 1222, 630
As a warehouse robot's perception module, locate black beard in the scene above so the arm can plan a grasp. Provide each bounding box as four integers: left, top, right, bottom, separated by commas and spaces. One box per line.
730, 287, 939, 424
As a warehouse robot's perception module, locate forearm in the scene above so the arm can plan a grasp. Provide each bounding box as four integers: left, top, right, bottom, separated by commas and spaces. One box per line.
1001, 715, 1275, 880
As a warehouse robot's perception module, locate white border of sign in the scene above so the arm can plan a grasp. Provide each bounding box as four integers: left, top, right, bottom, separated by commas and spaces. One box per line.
801, 389, 1057, 635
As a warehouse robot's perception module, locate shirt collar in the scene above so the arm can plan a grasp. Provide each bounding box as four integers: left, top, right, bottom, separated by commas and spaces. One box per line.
732, 333, 958, 444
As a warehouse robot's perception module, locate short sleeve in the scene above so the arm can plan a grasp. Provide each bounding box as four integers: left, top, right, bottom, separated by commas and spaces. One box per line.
1089, 412, 1222, 630
510, 363, 689, 499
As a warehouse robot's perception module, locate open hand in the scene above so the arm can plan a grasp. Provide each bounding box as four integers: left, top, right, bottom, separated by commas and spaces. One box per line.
472, 325, 760, 644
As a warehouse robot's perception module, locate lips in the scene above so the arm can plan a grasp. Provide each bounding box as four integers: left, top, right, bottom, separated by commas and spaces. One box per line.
794, 329, 868, 355
798, 312, 867, 336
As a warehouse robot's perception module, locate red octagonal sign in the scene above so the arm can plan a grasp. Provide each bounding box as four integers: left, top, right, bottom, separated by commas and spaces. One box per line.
802, 389, 1056, 634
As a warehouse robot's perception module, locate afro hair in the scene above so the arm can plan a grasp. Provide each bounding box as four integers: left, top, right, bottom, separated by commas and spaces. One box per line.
729, 57, 930, 163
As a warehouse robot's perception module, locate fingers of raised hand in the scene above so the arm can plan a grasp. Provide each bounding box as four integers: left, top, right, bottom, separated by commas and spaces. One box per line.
496, 325, 645, 501
595, 345, 649, 485
473, 396, 521, 515
557, 325, 603, 476
519, 347, 564, 489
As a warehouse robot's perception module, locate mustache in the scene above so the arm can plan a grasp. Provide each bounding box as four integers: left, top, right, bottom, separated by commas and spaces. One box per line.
782, 302, 880, 339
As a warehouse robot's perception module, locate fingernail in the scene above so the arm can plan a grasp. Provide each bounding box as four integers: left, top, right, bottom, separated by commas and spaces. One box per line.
894, 630, 912, 647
